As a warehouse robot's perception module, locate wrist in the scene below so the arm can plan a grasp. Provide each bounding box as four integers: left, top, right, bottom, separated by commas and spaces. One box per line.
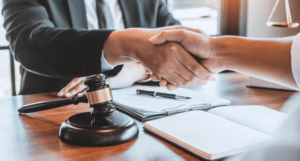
103, 31, 117, 65
212, 37, 232, 71
124, 28, 166, 62
103, 30, 136, 66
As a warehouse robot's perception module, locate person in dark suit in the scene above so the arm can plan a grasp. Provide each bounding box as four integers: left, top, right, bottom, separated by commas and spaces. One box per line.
2, 0, 215, 96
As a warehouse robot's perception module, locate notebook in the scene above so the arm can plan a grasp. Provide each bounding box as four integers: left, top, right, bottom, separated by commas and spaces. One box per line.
112, 86, 230, 121
248, 77, 299, 91
144, 105, 287, 160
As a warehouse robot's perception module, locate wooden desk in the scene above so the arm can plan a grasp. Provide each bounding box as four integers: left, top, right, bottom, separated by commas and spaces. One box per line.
0, 73, 295, 161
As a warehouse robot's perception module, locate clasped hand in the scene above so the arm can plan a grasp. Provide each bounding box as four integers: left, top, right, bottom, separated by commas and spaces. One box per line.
104, 26, 220, 91
148, 27, 223, 90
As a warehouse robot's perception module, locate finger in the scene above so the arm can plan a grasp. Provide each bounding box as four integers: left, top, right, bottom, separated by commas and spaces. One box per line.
163, 71, 191, 88
149, 29, 207, 45
161, 25, 204, 34
162, 49, 208, 88
145, 69, 152, 74
177, 50, 215, 83
149, 29, 204, 45
58, 77, 85, 97
173, 70, 206, 88
65, 83, 87, 98
77, 91, 86, 96
166, 84, 178, 91
163, 76, 180, 88
151, 74, 160, 81
158, 43, 213, 88
208, 74, 217, 81
50, 92, 59, 97
159, 79, 168, 87
149, 30, 187, 45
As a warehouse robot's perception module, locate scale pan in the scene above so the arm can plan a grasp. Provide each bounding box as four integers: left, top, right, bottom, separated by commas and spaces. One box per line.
266, 22, 299, 28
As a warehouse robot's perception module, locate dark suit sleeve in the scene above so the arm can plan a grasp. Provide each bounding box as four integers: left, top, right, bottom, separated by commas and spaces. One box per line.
2, 0, 122, 78
156, 0, 181, 27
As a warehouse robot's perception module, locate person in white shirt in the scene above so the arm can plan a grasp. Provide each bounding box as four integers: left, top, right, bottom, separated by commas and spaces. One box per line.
150, 30, 299, 90
149, 29, 300, 160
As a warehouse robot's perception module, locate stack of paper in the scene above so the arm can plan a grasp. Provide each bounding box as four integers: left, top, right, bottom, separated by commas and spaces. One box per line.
112, 86, 230, 121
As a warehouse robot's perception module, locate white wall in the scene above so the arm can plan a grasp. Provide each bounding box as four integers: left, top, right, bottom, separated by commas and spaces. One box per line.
247, 0, 300, 90
247, 0, 300, 38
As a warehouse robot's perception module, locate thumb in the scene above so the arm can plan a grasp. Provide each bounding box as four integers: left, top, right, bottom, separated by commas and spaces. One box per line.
149, 30, 187, 45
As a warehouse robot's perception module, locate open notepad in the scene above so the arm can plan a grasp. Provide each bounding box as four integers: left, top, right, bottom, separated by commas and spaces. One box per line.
144, 105, 287, 160
112, 86, 230, 121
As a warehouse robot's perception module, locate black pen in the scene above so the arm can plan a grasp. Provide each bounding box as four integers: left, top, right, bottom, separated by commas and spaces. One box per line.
136, 89, 192, 100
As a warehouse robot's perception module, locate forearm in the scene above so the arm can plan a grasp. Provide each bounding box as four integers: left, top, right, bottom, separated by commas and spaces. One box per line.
104, 26, 202, 66
214, 36, 298, 88
103, 28, 165, 66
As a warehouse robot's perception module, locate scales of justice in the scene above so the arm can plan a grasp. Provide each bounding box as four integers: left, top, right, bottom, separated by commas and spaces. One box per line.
266, 0, 299, 28
19, 74, 139, 146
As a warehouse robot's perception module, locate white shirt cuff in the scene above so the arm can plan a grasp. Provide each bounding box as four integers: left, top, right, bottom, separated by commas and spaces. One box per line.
101, 50, 116, 72
136, 76, 152, 83
291, 33, 300, 88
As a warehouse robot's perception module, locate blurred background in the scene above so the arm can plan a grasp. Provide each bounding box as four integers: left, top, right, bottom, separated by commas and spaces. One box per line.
168, 0, 221, 35
1, 0, 299, 98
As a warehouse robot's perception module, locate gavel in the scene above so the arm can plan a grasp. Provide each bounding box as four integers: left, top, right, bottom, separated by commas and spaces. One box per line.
19, 74, 139, 146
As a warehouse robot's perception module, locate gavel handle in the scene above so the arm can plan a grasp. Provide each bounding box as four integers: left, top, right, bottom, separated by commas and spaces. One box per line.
18, 94, 88, 113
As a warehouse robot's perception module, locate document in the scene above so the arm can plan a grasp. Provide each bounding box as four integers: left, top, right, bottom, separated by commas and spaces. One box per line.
112, 86, 230, 121
144, 105, 287, 160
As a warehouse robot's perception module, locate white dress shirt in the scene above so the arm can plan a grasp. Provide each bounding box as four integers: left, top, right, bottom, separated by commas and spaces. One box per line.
228, 33, 300, 161
291, 33, 300, 87
84, 0, 125, 72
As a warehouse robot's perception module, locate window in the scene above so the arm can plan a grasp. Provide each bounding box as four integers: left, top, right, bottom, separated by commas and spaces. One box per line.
0, 0, 20, 98
167, 0, 221, 35
0, 0, 10, 97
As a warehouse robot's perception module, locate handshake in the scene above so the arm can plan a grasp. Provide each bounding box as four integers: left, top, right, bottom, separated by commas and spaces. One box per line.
104, 25, 225, 90
58, 26, 228, 97
148, 26, 220, 90
58, 25, 296, 98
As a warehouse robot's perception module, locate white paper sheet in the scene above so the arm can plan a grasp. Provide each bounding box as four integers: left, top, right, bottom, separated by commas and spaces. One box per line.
112, 86, 230, 112
208, 105, 288, 136
145, 111, 273, 160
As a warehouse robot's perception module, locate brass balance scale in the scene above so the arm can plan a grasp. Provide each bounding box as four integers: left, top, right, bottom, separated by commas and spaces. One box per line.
266, 0, 299, 28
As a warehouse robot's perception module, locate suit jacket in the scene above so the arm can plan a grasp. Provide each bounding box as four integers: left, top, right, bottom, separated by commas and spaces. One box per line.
2, 0, 180, 95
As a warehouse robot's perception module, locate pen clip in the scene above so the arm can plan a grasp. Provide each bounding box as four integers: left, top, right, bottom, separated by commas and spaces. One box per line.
162, 103, 212, 115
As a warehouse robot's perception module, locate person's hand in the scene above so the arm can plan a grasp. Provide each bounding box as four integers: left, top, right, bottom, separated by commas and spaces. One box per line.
149, 29, 224, 89
57, 63, 149, 98
103, 26, 216, 90
149, 29, 224, 73
57, 77, 87, 98
106, 62, 149, 89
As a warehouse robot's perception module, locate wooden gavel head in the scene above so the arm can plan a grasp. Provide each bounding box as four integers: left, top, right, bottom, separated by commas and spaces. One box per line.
84, 74, 115, 118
